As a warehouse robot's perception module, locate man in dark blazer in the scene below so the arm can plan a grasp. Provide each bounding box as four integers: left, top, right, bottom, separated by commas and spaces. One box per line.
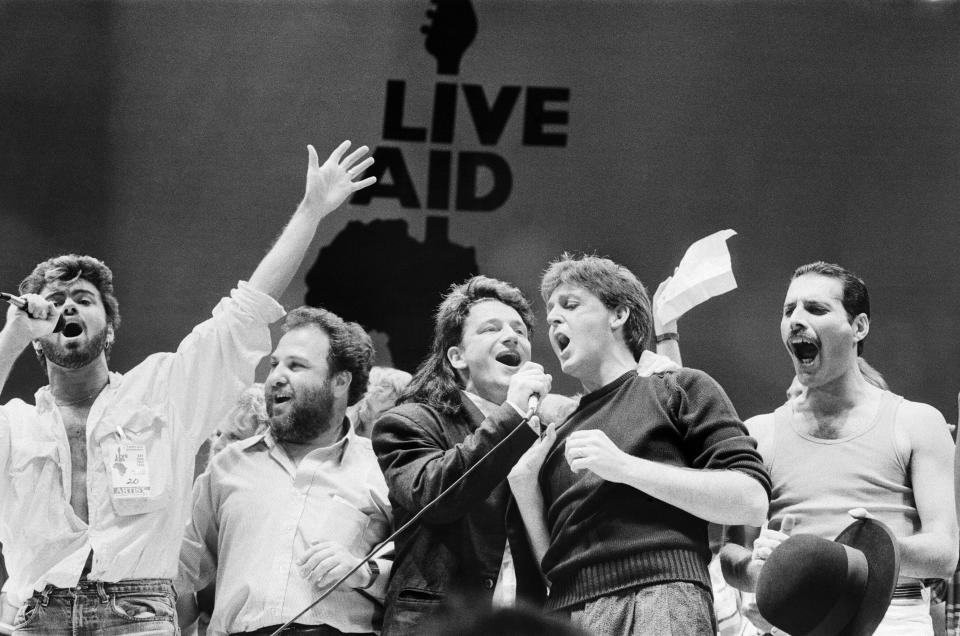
372, 276, 552, 635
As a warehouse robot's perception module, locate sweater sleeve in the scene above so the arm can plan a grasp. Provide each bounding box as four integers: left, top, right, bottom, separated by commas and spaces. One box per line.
371, 402, 537, 525
669, 369, 772, 498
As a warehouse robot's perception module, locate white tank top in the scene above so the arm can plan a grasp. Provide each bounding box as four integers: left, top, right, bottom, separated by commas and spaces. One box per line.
766, 390, 919, 544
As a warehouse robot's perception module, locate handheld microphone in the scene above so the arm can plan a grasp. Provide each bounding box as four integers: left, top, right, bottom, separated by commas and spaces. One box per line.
527, 392, 541, 417
1, 292, 66, 333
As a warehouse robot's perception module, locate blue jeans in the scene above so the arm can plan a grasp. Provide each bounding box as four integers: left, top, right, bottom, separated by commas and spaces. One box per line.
565, 581, 717, 636
12, 579, 179, 635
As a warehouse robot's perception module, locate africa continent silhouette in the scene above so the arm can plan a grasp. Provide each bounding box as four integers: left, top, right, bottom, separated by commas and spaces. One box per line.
304, 217, 478, 372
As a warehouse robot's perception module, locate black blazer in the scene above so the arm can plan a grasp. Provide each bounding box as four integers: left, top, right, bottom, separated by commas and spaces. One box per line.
372, 394, 546, 635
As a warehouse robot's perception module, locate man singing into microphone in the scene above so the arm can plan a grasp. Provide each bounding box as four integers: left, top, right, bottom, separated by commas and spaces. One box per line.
0, 140, 375, 634
508, 254, 771, 635
371, 276, 553, 635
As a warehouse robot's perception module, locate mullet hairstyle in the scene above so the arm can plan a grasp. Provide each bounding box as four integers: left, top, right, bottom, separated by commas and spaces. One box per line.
540, 252, 652, 360
283, 306, 374, 407
399, 276, 535, 417
792, 261, 870, 355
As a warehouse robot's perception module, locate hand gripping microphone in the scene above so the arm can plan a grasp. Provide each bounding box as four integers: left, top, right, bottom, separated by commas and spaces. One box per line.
526, 392, 541, 418
1, 292, 65, 333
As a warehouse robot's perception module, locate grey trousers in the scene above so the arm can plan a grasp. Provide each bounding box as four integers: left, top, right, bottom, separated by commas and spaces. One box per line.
565, 581, 717, 636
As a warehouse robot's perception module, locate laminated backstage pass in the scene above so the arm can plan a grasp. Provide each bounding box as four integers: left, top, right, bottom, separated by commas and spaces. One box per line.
655, 229, 738, 326
108, 427, 152, 499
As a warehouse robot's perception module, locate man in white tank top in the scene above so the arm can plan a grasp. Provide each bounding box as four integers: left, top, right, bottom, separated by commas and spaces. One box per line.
721, 261, 958, 635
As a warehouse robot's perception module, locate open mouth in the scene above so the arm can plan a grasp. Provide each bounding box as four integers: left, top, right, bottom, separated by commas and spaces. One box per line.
62, 323, 83, 338
555, 333, 570, 352
495, 350, 522, 367
789, 338, 819, 365
271, 393, 292, 405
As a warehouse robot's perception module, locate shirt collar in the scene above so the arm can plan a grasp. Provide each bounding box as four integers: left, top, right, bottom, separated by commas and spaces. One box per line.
463, 390, 500, 418
35, 371, 122, 414
256, 417, 354, 464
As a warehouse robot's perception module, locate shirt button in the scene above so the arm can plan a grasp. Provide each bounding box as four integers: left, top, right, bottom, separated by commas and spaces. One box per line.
483, 578, 494, 590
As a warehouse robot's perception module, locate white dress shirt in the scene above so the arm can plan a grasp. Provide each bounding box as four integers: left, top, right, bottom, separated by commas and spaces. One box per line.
0, 281, 284, 606
178, 422, 393, 635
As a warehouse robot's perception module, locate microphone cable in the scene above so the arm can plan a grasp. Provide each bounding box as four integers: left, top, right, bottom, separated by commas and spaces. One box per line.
268, 406, 539, 636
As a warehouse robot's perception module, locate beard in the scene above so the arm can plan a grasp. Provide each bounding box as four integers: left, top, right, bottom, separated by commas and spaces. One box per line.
267, 381, 337, 443
40, 325, 110, 370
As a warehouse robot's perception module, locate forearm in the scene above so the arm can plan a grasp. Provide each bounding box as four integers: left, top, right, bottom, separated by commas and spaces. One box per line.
507, 476, 552, 572
175, 593, 200, 631
654, 317, 681, 366
898, 530, 959, 580
0, 328, 29, 394
655, 340, 681, 367
375, 407, 536, 524
617, 459, 768, 526
247, 206, 322, 299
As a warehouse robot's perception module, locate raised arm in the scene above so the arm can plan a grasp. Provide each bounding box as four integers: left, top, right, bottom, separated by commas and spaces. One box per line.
373, 403, 535, 525
373, 366, 550, 525
652, 277, 681, 366
248, 141, 375, 299
0, 298, 60, 394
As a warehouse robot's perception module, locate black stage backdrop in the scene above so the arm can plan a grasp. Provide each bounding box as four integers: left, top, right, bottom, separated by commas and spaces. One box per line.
2, 0, 959, 422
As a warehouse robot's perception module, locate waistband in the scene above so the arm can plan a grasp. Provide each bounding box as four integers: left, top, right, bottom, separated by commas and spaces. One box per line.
892, 581, 924, 600
546, 548, 711, 611
230, 624, 369, 636
35, 578, 175, 599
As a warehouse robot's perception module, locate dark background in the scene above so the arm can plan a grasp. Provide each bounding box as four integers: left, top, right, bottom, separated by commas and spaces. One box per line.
2, 0, 959, 421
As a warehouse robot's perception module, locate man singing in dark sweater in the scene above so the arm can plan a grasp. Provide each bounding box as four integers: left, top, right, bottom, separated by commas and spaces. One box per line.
508, 253, 771, 635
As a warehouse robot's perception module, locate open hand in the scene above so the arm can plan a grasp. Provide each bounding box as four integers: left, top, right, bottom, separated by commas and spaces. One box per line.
300, 141, 376, 217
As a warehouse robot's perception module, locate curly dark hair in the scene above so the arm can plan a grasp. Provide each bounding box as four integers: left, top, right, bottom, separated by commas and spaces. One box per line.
399, 276, 535, 417
19, 254, 121, 370
19, 254, 121, 333
282, 306, 374, 407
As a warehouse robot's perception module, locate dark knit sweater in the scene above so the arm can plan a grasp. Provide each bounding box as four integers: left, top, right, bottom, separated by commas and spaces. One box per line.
538, 369, 771, 610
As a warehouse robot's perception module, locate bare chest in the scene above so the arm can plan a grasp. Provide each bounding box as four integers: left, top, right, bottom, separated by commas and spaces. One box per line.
59, 404, 92, 523
795, 403, 876, 440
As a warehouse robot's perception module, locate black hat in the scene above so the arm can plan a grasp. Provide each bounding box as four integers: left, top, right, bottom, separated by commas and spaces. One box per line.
756, 518, 900, 636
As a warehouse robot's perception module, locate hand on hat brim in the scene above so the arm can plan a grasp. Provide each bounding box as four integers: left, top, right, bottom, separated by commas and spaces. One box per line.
752, 515, 797, 561
753, 525, 791, 561
848, 507, 877, 520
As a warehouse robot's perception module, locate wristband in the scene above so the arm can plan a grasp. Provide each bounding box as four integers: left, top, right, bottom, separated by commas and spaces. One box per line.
655, 332, 679, 344
356, 560, 379, 590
